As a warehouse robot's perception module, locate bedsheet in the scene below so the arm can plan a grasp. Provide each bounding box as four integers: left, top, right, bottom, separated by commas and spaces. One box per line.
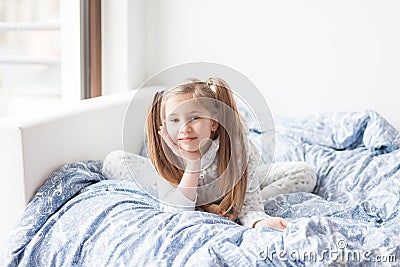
2, 110, 400, 266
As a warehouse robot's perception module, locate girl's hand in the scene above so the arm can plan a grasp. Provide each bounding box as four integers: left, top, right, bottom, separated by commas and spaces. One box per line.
201, 204, 236, 221
253, 217, 288, 230
158, 125, 201, 162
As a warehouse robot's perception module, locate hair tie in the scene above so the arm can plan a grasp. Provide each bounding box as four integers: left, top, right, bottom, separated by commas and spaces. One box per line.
206, 78, 213, 87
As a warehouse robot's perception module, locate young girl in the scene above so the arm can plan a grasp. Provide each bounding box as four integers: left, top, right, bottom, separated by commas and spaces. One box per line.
146, 77, 317, 230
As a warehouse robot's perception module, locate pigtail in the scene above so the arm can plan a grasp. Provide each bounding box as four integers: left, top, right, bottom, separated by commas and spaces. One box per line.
208, 78, 248, 219
146, 90, 184, 186
147, 91, 163, 154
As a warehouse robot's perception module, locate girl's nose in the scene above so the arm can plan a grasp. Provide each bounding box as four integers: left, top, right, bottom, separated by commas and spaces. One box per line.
180, 121, 192, 133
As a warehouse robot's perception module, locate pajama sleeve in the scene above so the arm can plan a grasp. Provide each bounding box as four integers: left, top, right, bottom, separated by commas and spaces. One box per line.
237, 117, 271, 228
156, 176, 197, 212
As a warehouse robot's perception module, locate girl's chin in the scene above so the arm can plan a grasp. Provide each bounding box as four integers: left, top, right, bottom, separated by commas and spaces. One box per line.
178, 144, 199, 152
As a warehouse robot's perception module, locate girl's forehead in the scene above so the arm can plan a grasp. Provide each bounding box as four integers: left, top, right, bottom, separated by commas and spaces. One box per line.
165, 94, 208, 113
165, 93, 193, 105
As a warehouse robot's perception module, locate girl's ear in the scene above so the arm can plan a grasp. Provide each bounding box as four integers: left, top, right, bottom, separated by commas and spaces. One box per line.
211, 119, 219, 131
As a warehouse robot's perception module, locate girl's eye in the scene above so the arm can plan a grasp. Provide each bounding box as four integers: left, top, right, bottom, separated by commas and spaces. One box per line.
169, 118, 179, 123
190, 116, 200, 121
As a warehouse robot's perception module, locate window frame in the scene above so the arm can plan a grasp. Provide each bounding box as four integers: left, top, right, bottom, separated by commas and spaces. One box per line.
81, 0, 102, 99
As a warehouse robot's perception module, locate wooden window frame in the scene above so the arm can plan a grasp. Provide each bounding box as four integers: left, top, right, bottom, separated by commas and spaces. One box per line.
81, 0, 101, 99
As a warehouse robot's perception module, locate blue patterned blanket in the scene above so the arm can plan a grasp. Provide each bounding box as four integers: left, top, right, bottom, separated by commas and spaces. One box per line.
2, 110, 400, 266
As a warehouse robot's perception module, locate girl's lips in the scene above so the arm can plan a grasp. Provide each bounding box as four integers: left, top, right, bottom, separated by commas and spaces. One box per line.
178, 137, 197, 142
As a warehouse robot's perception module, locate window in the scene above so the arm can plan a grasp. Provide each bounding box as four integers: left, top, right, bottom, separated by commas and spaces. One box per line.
0, 0, 101, 118
0, 0, 62, 117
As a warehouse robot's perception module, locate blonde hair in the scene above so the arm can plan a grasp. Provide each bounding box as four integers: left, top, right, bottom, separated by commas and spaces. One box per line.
146, 78, 248, 219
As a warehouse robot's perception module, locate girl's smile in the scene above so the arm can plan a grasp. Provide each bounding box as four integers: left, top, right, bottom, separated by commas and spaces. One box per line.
178, 137, 197, 142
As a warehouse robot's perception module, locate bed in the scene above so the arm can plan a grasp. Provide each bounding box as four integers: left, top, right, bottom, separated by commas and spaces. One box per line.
1, 86, 400, 266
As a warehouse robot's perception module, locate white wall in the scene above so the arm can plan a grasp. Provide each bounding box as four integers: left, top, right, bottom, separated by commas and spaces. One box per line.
102, 0, 147, 95
144, 0, 400, 129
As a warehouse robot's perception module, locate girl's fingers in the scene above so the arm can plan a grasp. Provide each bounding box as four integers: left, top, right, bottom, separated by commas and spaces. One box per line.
163, 135, 177, 152
158, 126, 180, 154
224, 214, 235, 221
158, 126, 170, 143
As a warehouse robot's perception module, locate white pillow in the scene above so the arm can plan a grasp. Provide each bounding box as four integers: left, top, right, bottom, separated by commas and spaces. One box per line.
102, 150, 159, 197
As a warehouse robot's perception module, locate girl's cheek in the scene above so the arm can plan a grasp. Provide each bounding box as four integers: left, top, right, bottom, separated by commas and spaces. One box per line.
165, 124, 177, 135
167, 122, 184, 136
190, 120, 203, 130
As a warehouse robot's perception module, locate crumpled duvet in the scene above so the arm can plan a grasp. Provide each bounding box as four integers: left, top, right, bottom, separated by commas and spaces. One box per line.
2, 110, 400, 266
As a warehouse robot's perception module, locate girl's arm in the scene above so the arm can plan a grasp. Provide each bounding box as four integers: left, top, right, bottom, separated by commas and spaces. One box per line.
238, 177, 271, 227
156, 160, 201, 212
237, 116, 281, 227
176, 160, 201, 201
238, 136, 288, 229
157, 176, 198, 212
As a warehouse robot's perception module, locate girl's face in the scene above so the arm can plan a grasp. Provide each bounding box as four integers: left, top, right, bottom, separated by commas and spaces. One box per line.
164, 94, 218, 152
